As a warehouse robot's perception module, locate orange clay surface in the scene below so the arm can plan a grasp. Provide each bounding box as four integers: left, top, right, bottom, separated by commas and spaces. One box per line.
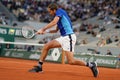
0, 57, 120, 80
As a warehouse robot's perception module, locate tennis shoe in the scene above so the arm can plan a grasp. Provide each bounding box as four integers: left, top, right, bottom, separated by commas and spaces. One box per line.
90, 62, 99, 77
29, 66, 43, 73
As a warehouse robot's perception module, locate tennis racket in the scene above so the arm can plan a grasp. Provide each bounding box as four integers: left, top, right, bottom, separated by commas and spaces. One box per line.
22, 26, 37, 39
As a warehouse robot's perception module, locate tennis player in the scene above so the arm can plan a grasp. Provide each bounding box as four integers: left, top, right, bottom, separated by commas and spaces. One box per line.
29, 3, 99, 77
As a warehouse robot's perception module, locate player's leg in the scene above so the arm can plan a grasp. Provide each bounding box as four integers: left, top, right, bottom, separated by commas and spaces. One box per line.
40, 40, 61, 61
29, 39, 61, 72
61, 34, 98, 77
60, 34, 86, 66
65, 50, 99, 77
65, 51, 86, 66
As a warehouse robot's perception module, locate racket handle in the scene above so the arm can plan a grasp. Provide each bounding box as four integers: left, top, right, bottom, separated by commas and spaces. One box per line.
35, 32, 38, 35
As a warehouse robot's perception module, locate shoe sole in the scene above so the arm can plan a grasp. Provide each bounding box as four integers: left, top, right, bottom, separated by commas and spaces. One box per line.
28, 69, 43, 73
29, 71, 43, 73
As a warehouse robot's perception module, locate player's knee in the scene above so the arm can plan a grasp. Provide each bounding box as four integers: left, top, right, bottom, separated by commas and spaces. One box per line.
43, 44, 50, 50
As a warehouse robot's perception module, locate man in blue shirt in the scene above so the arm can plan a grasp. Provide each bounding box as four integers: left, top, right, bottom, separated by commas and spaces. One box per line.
29, 3, 98, 77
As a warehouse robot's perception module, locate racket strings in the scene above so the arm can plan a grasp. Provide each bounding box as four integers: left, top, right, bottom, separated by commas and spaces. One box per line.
22, 26, 35, 39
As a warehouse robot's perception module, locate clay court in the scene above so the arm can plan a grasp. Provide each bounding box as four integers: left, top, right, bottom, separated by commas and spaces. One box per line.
0, 57, 120, 80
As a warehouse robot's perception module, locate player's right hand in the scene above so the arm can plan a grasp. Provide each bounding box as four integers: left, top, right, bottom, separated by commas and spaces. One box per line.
36, 29, 45, 34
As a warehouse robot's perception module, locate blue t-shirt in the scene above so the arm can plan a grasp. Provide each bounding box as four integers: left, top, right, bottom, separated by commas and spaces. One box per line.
56, 8, 74, 36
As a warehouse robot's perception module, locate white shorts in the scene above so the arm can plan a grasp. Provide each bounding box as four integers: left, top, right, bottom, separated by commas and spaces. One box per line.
55, 34, 76, 52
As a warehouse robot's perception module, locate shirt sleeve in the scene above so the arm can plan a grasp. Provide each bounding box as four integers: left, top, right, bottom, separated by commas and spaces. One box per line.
56, 9, 62, 18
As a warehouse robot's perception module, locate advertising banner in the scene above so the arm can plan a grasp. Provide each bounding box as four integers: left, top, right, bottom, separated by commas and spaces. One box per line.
0, 49, 119, 68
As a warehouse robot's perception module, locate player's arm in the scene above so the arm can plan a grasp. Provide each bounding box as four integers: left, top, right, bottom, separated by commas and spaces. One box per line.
37, 16, 59, 34
49, 26, 59, 33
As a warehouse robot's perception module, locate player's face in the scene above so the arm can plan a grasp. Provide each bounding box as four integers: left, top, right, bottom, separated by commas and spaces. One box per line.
47, 8, 55, 16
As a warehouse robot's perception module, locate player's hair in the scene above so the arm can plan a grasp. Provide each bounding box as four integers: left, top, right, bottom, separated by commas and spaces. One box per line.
48, 3, 58, 10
